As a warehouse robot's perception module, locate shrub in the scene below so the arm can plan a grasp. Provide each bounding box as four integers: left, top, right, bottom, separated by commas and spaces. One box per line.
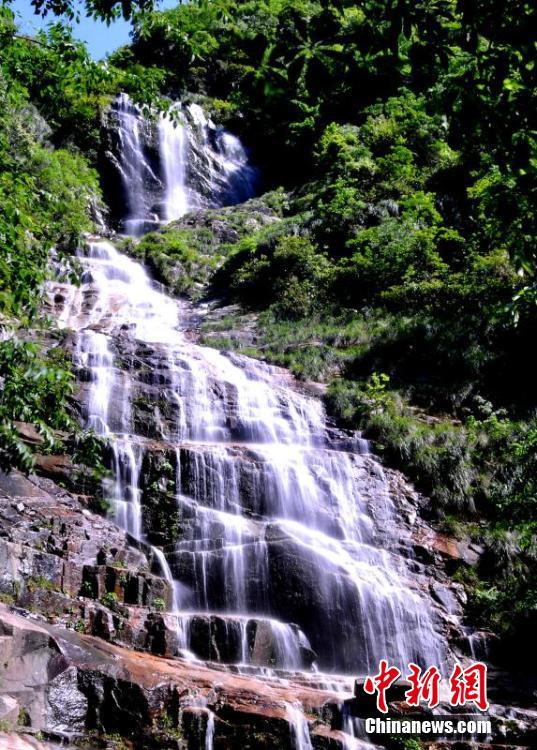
80, 581, 93, 598
100, 591, 119, 610
26, 576, 58, 593
333, 202, 449, 307
326, 376, 479, 511
219, 234, 332, 318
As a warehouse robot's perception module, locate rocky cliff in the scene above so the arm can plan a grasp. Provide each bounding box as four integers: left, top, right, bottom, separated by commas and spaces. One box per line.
1, 426, 536, 749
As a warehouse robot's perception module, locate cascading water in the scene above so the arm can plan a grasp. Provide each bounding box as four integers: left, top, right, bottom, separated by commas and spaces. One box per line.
286, 703, 314, 750
114, 93, 161, 236
205, 710, 215, 750
111, 94, 258, 233
54, 97, 450, 748
158, 106, 188, 221
59, 236, 444, 675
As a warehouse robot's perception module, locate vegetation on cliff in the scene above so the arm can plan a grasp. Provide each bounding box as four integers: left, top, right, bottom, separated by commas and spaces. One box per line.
0, 4, 113, 471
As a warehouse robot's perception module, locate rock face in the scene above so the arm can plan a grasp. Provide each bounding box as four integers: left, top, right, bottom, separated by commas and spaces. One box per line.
0, 602, 353, 749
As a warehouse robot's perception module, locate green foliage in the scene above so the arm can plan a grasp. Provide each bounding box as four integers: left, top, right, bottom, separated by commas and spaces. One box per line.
327, 378, 479, 509
152, 596, 166, 612
386, 738, 421, 750
100, 591, 119, 610
79, 581, 94, 598
0, 338, 75, 471
335, 199, 449, 306
72, 429, 108, 470
120, 191, 285, 298
329, 372, 393, 420
17, 707, 31, 727
0, 14, 119, 475
127, 227, 216, 298
70, 430, 111, 511
326, 379, 537, 519
307, 93, 457, 252
26, 575, 58, 593
128, 0, 534, 306
28, 0, 155, 24
0, 98, 100, 319
1, 10, 109, 153
1, 5, 169, 157
0, 592, 15, 606
218, 234, 332, 319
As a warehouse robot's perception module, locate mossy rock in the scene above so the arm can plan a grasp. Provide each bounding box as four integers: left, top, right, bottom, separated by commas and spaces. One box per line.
117, 190, 286, 299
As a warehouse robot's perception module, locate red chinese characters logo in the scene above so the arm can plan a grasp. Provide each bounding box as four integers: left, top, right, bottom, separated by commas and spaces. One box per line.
449, 662, 489, 711
363, 659, 401, 713
405, 663, 441, 709
363, 661, 489, 713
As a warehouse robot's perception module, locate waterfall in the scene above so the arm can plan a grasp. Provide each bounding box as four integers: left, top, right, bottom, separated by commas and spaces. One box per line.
111, 94, 257, 232
286, 704, 314, 750
158, 107, 188, 221
54, 97, 448, 682
187, 103, 258, 205
205, 710, 215, 750
58, 236, 444, 675
115, 92, 161, 236
271, 620, 310, 669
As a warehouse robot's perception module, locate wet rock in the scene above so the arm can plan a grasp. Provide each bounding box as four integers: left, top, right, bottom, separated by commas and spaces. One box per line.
139, 449, 180, 547
430, 581, 463, 615
460, 629, 499, 661
142, 613, 179, 657
0, 607, 68, 729
188, 614, 242, 663
489, 703, 537, 747
249, 620, 275, 666
91, 607, 116, 641
46, 665, 88, 733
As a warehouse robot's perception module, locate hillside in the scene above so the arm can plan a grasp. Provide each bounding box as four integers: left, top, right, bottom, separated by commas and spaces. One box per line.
0, 1, 536, 748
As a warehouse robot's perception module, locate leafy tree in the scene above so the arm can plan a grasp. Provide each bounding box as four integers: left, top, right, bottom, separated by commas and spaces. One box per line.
0, 13, 105, 471
0, 339, 75, 471
20, 0, 155, 23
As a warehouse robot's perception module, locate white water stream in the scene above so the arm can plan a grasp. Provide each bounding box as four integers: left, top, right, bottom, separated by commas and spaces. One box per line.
53, 96, 447, 748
